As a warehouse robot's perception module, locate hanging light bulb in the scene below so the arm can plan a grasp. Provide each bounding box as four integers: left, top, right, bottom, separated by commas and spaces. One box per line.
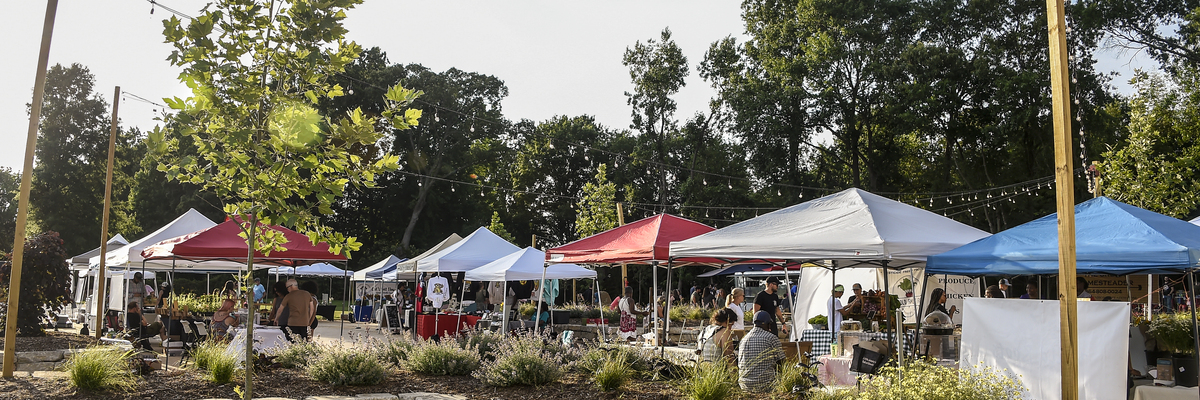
470, 124, 475, 132
702, 178, 708, 185
798, 193, 804, 199
451, 186, 456, 192
727, 181, 733, 189
434, 112, 440, 123
776, 189, 782, 196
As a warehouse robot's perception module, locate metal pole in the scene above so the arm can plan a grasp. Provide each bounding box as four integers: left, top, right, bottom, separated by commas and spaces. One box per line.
882, 261, 894, 356
1190, 269, 1200, 399
535, 264, 548, 332
652, 261, 659, 351
915, 273, 931, 357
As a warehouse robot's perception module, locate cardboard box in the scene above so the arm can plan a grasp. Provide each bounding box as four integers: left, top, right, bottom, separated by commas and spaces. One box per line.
1158, 358, 1175, 382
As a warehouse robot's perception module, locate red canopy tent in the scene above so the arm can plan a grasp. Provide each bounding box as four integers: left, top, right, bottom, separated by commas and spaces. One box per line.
546, 214, 719, 265
141, 218, 347, 265
546, 214, 719, 347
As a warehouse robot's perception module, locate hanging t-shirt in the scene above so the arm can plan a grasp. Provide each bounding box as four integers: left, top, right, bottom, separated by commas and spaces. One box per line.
426, 276, 450, 309
511, 280, 534, 300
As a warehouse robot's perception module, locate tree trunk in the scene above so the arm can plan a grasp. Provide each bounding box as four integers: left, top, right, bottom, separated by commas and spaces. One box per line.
399, 177, 433, 249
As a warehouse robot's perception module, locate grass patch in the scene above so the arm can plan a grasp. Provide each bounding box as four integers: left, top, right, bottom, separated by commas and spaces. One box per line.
61, 346, 137, 392
593, 355, 632, 391
678, 359, 738, 400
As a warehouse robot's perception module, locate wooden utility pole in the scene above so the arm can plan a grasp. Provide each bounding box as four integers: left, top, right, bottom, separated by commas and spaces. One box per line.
617, 202, 627, 287
3, 0, 59, 378
1046, 0, 1079, 398
94, 86, 121, 339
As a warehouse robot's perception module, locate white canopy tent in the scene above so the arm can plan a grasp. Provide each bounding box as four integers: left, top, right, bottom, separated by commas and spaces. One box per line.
355, 255, 402, 281
89, 209, 220, 269
464, 247, 596, 333
387, 233, 464, 280
415, 227, 519, 273
71, 234, 128, 270
670, 188, 990, 350
270, 263, 352, 277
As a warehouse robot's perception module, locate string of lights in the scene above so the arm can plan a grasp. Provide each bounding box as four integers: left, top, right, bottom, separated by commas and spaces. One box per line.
138, 0, 1080, 221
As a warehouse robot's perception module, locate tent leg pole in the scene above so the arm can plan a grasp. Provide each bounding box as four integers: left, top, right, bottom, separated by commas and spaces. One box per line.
664, 259, 673, 351
595, 278, 604, 343
881, 261, 894, 359
652, 261, 659, 354
501, 281, 509, 335
535, 265, 548, 332
457, 281, 467, 336
1189, 269, 1200, 399
781, 264, 794, 341
830, 263, 836, 355
915, 273, 931, 358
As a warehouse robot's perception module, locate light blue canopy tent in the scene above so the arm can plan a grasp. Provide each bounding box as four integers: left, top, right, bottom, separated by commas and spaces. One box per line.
927, 197, 1200, 277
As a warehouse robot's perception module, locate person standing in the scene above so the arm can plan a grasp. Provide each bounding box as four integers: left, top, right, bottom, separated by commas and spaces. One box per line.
617, 286, 649, 341
1020, 283, 1039, 299
277, 279, 314, 342
127, 272, 147, 309
925, 288, 957, 319
828, 285, 848, 334
997, 279, 1011, 298
738, 311, 784, 392
252, 278, 266, 304
702, 285, 716, 309
726, 288, 746, 332
753, 277, 789, 334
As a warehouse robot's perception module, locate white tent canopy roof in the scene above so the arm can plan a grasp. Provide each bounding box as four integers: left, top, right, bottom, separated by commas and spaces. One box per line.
354, 255, 402, 281
70, 234, 128, 269
670, 188, 991, 264
415, 227, 518, 273
389, 234, 465, 278
270, 263, 351, 277
89, 209, 217, 268
465, 247, 595, 282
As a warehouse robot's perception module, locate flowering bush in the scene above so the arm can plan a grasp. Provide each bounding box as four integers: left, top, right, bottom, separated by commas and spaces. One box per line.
473, 333, 572, 386
375, 336, 416, 367
808, 360, 1027, 400
458, 330, 505, 361
306, 344, 387, 386
403, 337, 480, 376
274, 341, 326, 369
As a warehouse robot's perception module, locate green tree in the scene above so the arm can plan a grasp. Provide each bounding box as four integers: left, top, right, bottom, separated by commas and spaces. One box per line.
575, 164, 619, 238
1102, 69, 1200, 217
624, 28, 689, 205
0, 232, 71, 336
152, 1, 420, 395
488, 211, 516, 243
0, 168, 20, 253
29, 64, 140, 255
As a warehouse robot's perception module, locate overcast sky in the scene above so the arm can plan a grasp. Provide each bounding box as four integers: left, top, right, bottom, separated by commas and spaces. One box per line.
0, 1, 1154, 174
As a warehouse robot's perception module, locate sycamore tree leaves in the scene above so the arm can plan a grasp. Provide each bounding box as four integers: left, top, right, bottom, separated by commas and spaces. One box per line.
149, 0, 420, 258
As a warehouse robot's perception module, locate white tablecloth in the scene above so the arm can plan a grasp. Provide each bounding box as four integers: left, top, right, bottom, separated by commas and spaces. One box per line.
817, 355, 857, 387
225, 326, 288, 361
1133, 385, 1200, 400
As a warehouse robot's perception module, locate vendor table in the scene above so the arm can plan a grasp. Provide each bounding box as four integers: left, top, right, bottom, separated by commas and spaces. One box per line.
817, 355, 858, 386
315, 305, 336, 321
225, 326, 288, 361
415, 314, 480, 339
799, 329, 914, 357
1132, 385, 1200, 400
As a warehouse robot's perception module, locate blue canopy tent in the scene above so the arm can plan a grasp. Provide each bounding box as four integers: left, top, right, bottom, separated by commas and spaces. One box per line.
926, 197, 1200, 277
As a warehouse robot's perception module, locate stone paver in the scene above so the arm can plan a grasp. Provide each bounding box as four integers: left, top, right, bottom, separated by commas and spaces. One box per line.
355, 394, 398, 400
304, 396, 357, 400
16, 361, 61, 372
255, 397, 297, 400
31, 371, 68, 379
396, 394, 467, 400
15, 350, 65, 363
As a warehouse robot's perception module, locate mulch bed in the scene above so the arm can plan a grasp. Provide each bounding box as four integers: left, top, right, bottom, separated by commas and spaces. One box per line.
0, 366, 685, 399
0, 331, 98, 352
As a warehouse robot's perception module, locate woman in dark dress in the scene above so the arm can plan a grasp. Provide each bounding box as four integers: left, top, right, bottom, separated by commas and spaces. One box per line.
924, 288, 957, 319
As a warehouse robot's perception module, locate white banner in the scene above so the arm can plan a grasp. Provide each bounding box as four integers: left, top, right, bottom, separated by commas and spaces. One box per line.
354, 281, 399, 299
880, 269, 980, 324
961, 298, 1128, 400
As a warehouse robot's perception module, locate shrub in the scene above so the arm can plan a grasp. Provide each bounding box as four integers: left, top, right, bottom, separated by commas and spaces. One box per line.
458, 330, 505, 361
0, 231, 71, 337
473, 334, 568, 387
403, 337, 480, 376
375, 337, 415, 367
575, 345, 653, 377
678, 359, 738, 400
687, 307, 711, 321
306, 344, 387, 386
820, 360, 1027, 400
274, 341, 326, 369
518, 302, 537, 317
62, 346, 137, 392
594, 355, 632, 391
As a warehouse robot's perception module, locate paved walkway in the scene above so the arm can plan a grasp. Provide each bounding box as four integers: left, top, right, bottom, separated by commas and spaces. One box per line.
199, 394, 466, 400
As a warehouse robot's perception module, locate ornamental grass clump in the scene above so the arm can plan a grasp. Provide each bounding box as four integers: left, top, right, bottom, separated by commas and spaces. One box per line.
774, 361, 818, 395
403, 337, 480, 376
274, 340, 326, 369
62, 345, 137, 392
473, 333, 569, 387
678, 359, 738, 400
205, 351, 239, 385
593, 354, 633, 391
575, 344, 653, 377
306, 344, 387, 386
189, 338, 228, 371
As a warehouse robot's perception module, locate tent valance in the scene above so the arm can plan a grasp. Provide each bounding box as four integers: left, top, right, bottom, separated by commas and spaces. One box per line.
389, 234, 463, 278
141, 218, 346, 268
90, 209, 217, 268
270, 263, 351, 277
415, 227, 519, 273
546, 214, 718, 265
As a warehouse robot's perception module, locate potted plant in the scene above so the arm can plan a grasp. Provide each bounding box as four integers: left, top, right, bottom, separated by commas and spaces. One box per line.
808, 315, 828, 330
1149, 313, 1198, 386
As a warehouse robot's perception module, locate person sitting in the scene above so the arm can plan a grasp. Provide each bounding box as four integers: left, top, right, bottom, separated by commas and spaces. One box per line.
738, 311, 784, 392
699, 308, 738, 365
532, 301, 551, 325
925, 288, 957, 320
985, 285, 1004, 298
210, 299, 240, 341
125, 302, 162, 352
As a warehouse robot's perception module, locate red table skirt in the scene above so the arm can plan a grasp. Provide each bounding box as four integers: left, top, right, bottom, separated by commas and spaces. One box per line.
415, 314, 480, 339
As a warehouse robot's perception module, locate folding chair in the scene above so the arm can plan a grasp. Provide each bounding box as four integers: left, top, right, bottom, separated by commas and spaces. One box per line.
193, 321, 210, 341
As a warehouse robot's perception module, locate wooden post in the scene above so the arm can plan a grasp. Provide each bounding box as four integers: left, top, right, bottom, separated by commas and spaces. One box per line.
94, 86, 121, 339
1046, 0, 1079, 398
617, 202, 627, 287
3, 0, 59, 378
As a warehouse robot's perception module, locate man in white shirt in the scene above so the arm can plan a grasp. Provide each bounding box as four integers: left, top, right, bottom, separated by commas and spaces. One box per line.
827, 285, 847, 334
